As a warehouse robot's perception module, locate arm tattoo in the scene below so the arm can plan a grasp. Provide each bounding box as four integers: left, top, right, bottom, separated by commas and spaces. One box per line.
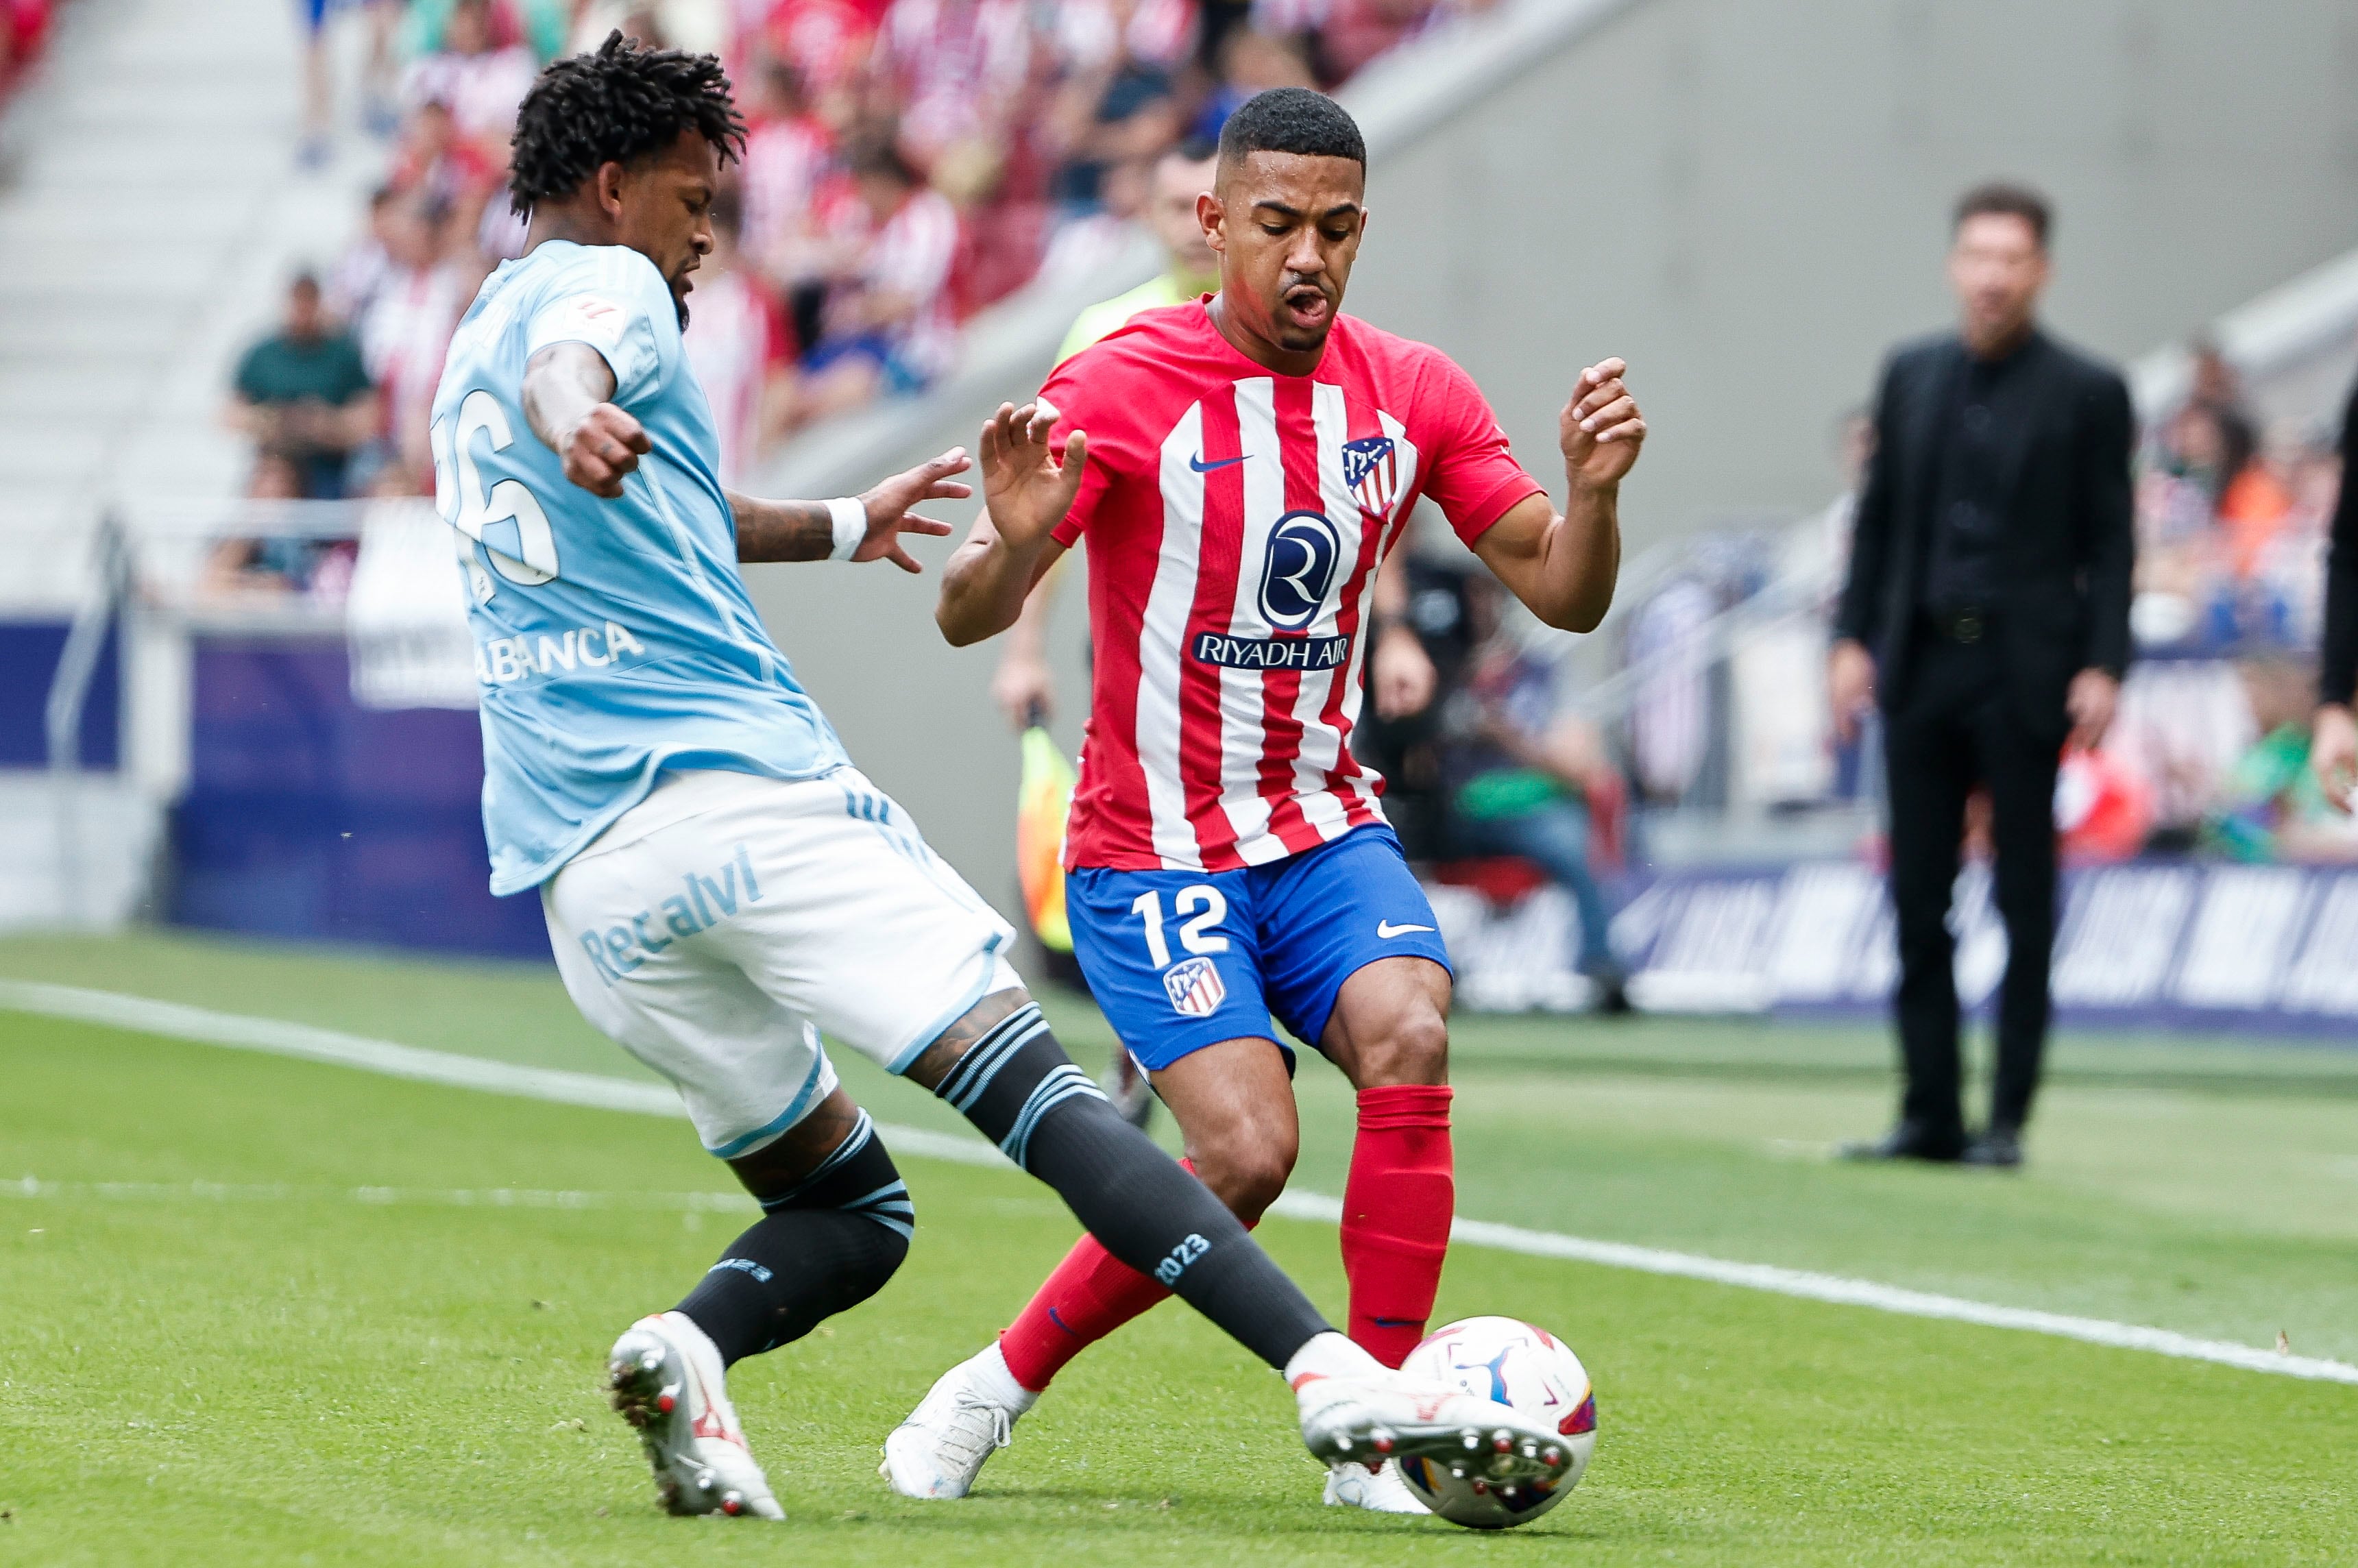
729, 493, 840, 563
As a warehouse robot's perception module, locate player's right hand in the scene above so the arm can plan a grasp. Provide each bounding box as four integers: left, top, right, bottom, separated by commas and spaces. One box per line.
991, 647, 1056, 730
2314, 702, 2358, 812
1371, 626, 1436, 720
1828, 638, 1876, 746
979, 400, 1086, 548
561, 403, 651, 499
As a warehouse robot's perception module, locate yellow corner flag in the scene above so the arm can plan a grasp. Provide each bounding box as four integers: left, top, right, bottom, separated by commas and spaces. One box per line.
1017, 725, 1077, 953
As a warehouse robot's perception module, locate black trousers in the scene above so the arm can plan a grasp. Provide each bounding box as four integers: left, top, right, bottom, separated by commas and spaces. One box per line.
1881, 633, 2062, 1142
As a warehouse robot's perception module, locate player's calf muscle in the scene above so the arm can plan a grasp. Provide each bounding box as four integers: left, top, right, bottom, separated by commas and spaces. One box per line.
685, 1104, 914, 1365
919, 988, 1330, 1369
1152, 1038, 1301, 1221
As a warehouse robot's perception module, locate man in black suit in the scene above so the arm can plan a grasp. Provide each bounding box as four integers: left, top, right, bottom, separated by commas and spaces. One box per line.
2307, 376, 2358, 805
1830, 183, 2135, 1169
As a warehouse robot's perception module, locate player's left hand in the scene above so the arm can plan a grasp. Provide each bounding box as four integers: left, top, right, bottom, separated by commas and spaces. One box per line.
854, 447, 974, 573
2065, 667, 2119, 752
1372, 625, 1436, 720
1559, 358, 1645, 489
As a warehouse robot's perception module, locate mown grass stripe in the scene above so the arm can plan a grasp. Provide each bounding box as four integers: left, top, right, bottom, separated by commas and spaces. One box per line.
7, 977, 2354, 1387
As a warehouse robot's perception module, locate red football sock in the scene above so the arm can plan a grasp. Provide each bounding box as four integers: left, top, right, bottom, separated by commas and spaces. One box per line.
1340, 1083, 1455, 1368
998, 1160, 1261, 1393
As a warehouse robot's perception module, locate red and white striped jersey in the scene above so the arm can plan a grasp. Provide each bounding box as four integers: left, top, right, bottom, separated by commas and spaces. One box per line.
1044, 300, 1544, 872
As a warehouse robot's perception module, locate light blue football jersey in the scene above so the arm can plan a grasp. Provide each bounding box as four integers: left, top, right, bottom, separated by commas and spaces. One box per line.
429, 240, 848, 895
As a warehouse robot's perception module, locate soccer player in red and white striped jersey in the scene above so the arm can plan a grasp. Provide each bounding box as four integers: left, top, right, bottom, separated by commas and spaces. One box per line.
888, 86, 1643, 1510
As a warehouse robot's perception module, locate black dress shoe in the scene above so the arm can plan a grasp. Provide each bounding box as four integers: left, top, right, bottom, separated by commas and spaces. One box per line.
1960, 1127, 2023, 1169
1837, 1121, 1964, 1163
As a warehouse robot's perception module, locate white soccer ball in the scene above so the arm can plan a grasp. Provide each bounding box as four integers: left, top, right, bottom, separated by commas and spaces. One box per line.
1394, 1315, 1596, 1529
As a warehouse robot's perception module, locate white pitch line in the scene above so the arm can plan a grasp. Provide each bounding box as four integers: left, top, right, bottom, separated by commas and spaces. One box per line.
8, 978, 2355, 1387
3, 1176, 757, 1211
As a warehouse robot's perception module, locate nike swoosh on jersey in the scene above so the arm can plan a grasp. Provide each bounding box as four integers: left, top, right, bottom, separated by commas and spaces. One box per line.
1188, 452, 1250, 471
1376, 921, 1437, 938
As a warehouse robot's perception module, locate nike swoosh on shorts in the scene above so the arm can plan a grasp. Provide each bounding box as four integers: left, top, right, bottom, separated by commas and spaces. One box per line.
1189, 452, 1249, 471
1376, 921, 1437, 938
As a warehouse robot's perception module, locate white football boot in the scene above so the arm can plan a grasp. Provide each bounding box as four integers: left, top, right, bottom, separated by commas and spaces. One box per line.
879, 1343, 1038, 1499
606, 1311, 784, 1520
1324, 1458, 1431, 1513
1290, 1332, 1577, 1499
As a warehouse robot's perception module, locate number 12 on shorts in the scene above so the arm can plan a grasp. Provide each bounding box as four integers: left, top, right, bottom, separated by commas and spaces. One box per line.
1130, 885, 1231, 968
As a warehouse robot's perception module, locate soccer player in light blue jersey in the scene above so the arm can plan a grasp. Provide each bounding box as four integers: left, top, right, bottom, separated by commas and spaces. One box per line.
433, 32, 1576, 1528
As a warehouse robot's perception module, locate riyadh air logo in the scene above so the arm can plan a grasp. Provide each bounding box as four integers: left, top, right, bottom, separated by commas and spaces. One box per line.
1163, 955, 1227, 1018
1344, 435, 1400, 517
1257, 510, 1342, 630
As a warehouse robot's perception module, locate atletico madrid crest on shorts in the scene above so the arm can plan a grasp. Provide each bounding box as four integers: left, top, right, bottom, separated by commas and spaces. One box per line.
1344, 434, 1400, 519
1162, 955, 1227, 1018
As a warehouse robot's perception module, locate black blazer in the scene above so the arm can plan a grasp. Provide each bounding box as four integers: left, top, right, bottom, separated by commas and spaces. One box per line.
2316, 376, 2358, 706
1834, 329, 2135, 739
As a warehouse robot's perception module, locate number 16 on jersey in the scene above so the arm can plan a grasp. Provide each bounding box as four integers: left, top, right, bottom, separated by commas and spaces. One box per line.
432, 389, 561, 598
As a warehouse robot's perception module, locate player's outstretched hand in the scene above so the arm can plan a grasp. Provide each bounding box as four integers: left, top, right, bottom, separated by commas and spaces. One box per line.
855, 448, 973, 573
979, 400, 1087, 548
561, 403, 652, 499
1559, 359, 1645, 489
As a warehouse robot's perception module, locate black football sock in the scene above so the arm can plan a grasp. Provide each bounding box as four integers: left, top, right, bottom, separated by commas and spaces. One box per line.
935, 1002, 1331, 1372
675, 1110, 912, 1367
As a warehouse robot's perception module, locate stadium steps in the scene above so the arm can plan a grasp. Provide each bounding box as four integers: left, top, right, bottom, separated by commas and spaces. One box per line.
0, 0, 384, 610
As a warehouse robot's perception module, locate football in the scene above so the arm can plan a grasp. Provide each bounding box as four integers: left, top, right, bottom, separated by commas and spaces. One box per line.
1395, 1316, 1597, 1528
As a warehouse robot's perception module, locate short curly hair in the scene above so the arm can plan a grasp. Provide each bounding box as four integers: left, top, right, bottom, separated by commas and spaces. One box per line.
1217, 87, 1365, 169
508, 32, 745, 216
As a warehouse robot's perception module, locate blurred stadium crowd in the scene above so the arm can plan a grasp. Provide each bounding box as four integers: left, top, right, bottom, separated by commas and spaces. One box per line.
232, 0, 1492, 529
1595, 338, 2355, 871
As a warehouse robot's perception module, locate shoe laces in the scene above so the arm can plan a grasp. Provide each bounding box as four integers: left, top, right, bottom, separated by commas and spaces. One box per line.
934, 1388, 1013, 1469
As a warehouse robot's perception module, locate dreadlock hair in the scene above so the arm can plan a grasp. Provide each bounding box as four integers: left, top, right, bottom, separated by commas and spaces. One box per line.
508, 32, 746, 216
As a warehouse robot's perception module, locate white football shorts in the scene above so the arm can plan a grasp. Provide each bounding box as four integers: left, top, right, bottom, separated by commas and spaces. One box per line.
543, 767, 1019, 1158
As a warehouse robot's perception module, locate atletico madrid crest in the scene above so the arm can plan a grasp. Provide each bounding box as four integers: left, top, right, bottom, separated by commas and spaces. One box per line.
1162, 955, 1228, 1018
1343, 434, 1399, 519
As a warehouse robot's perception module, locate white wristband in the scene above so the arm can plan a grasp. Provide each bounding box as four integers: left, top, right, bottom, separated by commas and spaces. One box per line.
825, 496, 866, 561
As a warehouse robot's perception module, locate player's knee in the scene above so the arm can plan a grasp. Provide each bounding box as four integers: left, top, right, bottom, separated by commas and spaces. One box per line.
761, 1110, 918, 1255
1353, 1003, 1449, 1087
1188, 1118, 1298, 1223
1200, 1147, 1294, 1223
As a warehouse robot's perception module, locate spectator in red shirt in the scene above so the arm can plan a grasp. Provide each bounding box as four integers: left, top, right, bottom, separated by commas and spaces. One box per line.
388, 97, 502, 218
1, 0, 51, 98
683, 194, 797, 487
403, 0, 539, 149
871, 0, 1033, 169
788, 138, 962, 427
357, 195, 472, 478
755, 0, 876, 110
738, 60, 836, 293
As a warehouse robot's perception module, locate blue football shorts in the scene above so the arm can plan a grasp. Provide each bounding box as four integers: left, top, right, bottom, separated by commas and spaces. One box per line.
1065, 824, 1453, 1073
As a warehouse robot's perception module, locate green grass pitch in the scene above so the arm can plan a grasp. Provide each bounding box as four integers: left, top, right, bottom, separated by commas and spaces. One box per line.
2, 931, 2355, 1565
